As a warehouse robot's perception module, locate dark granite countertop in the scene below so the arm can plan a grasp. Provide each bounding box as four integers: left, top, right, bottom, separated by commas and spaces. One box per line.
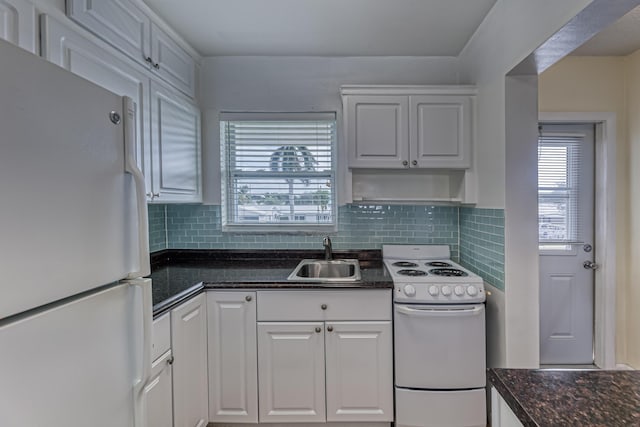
488, 368, 640, 426
149, 249, 393, 317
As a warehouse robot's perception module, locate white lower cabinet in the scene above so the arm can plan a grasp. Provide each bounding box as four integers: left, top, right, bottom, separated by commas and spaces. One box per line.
258, 322, 326, 423
145, 349, 174, 427
207, 292, 258, 423
325, 321, 393, 422
171, 294, 209, 427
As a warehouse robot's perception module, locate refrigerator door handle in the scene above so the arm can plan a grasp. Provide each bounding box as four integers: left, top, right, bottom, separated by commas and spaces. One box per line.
123, 96, 151, 279
127, 277, 152, 427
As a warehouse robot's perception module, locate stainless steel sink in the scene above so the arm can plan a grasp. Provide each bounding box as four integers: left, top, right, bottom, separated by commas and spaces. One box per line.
287, 259, 361, 282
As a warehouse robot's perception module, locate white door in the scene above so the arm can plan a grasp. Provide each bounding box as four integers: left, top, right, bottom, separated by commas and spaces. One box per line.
208, 292, 258, 423
150, 23, 196, 97
325, 321, 394, 422
539, 123, 595, 365
257, 322, 326, 423
171, 294, 208, 427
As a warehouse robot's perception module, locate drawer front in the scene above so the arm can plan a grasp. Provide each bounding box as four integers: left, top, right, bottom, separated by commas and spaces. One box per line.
152, 312, 171, 361
257, 290, 391, 321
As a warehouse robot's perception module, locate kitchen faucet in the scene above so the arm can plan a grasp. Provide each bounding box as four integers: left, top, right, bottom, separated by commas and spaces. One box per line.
323, 236, 333, 260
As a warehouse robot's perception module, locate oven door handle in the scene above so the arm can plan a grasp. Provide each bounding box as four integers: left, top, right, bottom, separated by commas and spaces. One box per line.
395, 305, 483, 317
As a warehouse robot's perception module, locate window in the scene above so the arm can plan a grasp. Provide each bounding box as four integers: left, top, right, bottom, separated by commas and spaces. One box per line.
221, 112, 336, 231
538, 130, 585, 247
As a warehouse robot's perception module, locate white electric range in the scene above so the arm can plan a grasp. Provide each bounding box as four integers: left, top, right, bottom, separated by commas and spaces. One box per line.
383, 245, 487, 427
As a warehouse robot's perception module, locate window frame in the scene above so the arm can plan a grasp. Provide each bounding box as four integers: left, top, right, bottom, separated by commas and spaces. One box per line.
220, 112, 338, 233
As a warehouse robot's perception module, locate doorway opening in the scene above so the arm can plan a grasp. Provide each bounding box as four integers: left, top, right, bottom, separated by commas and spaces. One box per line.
538, 113, 617, 369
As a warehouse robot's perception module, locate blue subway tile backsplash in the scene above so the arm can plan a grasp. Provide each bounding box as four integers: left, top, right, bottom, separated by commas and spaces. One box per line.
148, 204, 167, 252
148, 204, 505, 289
459, 207, 505, 290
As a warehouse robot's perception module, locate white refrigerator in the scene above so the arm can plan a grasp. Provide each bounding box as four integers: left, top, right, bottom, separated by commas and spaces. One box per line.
0, 39, 152, 426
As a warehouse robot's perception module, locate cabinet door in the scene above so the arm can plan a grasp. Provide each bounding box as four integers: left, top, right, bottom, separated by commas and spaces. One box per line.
150, 81, 201, 203
346, 95, 409, 169
171, 294, 208, 427
66, 0, 151, 67
40, 14, 151, 193
0, 0, 36, 53
325, 321, 394, 422
257, 322, 326, 423
144, 350, 174, 427
410, 95, 472, 168
208, 292, 258, 423
151, 23, 196, 98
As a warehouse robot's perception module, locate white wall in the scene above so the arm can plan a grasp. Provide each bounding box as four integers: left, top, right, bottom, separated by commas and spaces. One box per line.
199, 56, 461, 203
457, 0, 595, 368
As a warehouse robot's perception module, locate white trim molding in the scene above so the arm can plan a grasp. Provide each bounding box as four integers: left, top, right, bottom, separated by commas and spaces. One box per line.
539, 112, 617, 369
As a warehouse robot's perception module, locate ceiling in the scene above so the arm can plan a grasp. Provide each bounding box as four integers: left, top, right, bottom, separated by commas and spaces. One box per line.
571, 6, 640, 56
142, 0, 497, 57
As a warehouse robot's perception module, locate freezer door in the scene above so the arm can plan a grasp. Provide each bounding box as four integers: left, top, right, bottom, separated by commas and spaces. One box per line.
0, 280, 149, 427
0, 40, 148, 318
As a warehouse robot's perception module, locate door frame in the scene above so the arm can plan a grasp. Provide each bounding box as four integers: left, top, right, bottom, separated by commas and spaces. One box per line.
538, 112, 616, 369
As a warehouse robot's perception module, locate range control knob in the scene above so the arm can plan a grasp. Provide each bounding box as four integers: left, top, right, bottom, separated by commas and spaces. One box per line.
403, 284, 416, 297
467, 285, 478, 296
441, 285, 452, 296
428, 285, 439, 296
454, 285, 465, 296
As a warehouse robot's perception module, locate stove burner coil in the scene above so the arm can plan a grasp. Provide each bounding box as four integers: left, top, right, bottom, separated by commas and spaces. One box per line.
426, 261, 452, 267
429, 268, 468, 277
393, 261, 419, 268
397, 269, 427, 276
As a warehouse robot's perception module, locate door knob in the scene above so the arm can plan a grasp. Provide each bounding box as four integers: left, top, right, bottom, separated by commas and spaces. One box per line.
583, 260, 599, 270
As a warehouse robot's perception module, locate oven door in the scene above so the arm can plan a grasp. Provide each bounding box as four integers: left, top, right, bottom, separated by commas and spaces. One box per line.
394, 303, 485, 389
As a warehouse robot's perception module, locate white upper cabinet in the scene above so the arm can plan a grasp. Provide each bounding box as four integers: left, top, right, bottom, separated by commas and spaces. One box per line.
40, 15, 151, 189
410, 94, 472, 168
150, 23, 196, 97
66, 0, 150, 65
150, 81, 201, 203
345, 95, 409, 169
67, 0, 197, 98
0, 0, 36, 53
342, 86, 475, 170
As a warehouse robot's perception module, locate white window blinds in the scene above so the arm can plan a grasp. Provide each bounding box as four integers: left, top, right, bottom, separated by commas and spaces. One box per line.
221, 113, 336, 229
538, 133, 584, 244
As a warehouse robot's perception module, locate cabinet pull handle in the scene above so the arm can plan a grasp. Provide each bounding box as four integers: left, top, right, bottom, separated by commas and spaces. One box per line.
245, 295, 252, 302
315, 327, 321, 333
327, 325, 333, 332
412, 160, 418, 166
321, 304, 327, 310
402, 160, 408, 167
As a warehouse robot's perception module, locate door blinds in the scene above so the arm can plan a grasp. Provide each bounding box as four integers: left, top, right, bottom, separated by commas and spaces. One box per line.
538, 132, 585, 244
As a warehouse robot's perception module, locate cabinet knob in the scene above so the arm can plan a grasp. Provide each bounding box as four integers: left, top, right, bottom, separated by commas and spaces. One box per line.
153, 62, 160, 70
321, 304, 327, 310
327, 325, 334, 332
315, 327, 321, 333
412, 160, 418, 166
402, 160, 408, 167
144, 56, 153, 64
245, 295, 252, 301
167, 355, 174, 365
